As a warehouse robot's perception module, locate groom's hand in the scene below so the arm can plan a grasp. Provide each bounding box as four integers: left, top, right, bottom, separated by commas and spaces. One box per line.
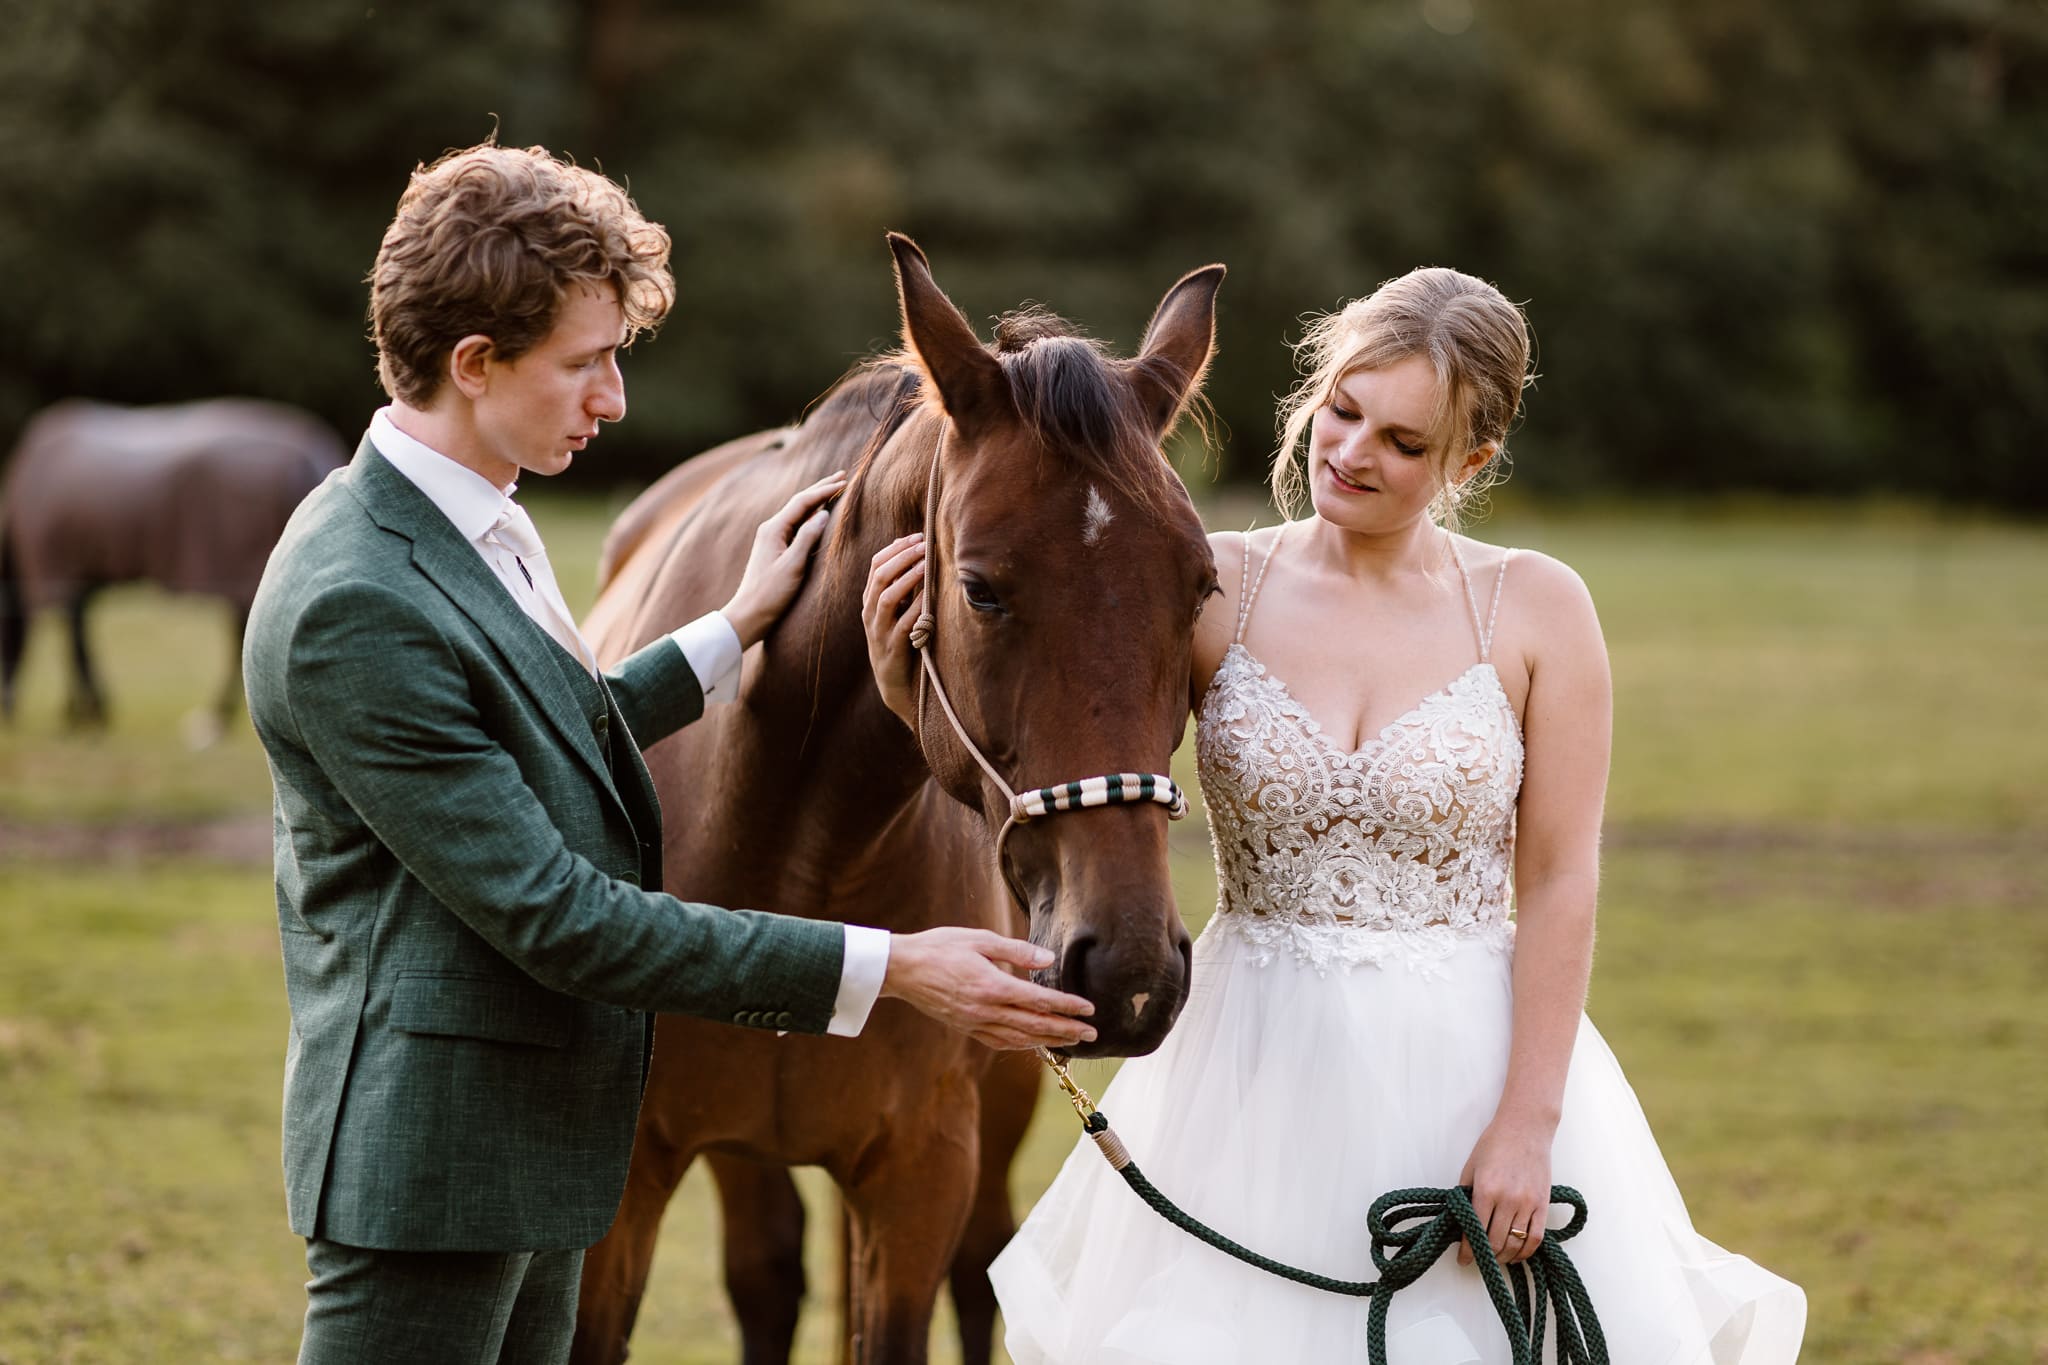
723, 471, 848, 648
882, 926, 1097, 1050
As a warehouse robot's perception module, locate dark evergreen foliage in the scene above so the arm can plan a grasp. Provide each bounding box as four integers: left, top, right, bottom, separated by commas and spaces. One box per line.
2, 0, 2040, 506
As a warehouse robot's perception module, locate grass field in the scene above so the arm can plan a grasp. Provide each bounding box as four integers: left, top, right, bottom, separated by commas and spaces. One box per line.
2, 497, 2045, 1362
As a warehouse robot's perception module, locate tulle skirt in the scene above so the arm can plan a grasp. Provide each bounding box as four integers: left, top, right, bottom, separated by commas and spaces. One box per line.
990, 917, 1807, 1364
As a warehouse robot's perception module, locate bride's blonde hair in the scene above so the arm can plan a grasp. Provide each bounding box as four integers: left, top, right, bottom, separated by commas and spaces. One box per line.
1272, 268, 1532, 531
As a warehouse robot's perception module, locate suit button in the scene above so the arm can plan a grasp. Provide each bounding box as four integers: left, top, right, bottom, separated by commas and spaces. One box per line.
775, 1012, 794, 1029
593, 713, 610, 739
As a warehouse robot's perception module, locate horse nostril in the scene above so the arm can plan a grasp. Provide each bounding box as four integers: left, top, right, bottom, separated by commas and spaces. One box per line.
1061, 934, 1098, 1003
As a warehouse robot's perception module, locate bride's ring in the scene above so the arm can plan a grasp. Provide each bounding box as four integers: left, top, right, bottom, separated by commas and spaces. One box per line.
1507, 1227, 1529, 1240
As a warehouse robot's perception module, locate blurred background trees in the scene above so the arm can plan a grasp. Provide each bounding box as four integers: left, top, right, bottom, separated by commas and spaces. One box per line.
1, 0, 2040, 506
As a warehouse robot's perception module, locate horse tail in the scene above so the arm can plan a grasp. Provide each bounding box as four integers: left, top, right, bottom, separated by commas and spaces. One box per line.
0, 520, 25, 720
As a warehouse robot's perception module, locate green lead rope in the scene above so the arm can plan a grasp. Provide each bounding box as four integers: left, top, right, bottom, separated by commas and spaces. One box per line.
1078, 1108, 1610, 1365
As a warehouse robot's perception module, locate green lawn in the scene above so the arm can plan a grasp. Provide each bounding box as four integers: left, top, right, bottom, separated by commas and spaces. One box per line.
2, 499, 2044, 1362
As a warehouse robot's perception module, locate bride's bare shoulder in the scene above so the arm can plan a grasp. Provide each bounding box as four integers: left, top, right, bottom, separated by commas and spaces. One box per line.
1208, 527, 1251, 555
1206, 524, 1293, 617
1194, 526, 1281, 698
1507, 547, 1596, 622
1453, 539, 1605, 692
1451, 537, 1593, 612
1196, 527, 1261, 593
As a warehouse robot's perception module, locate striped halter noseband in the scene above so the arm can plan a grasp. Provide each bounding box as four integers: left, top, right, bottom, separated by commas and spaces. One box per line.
905, 430, 1190, 908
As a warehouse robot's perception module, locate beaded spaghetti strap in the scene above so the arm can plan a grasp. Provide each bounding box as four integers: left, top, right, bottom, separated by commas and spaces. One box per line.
1235, 523, 1287, 645
1448, 539, 1485, 661
1447, 539, 1516, 664
1483, 549, 1516, 662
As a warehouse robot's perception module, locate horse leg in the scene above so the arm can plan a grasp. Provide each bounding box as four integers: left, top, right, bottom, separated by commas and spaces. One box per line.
572, 1129, 698, 1365
837, 1200, 855, 1365
0, 609, 22, 723
949, 1051, 1040, 1365
64, 585, 106, 729
183, 603, 247, 749
219, 604, 249, 725
840, 1098, 981, 1365
0, 528, 24, 723
706, 1152, 808, 1365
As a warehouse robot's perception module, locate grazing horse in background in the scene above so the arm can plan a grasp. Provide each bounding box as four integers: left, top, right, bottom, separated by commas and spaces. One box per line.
0, 397, 344, 730
572, 236, 1224, 1365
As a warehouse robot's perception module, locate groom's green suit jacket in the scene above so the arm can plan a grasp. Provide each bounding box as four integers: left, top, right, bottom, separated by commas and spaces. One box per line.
243, 438, 845, 1252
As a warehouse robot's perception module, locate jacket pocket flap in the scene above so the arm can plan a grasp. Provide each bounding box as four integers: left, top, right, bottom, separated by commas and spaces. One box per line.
389, 973, 571, 1048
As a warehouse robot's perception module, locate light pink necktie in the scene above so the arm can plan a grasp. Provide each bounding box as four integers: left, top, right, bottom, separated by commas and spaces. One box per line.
486, 501, 596, 675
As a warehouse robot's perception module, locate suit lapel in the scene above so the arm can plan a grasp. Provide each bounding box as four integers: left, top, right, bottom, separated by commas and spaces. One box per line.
346, 439, 627, 813
604, 685, 667, 879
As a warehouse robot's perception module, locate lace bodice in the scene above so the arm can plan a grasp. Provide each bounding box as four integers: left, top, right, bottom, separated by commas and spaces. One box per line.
1195, 529, 1524, 972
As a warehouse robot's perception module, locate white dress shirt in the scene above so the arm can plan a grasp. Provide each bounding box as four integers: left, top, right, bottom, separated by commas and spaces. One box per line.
369, 409, 888, 1036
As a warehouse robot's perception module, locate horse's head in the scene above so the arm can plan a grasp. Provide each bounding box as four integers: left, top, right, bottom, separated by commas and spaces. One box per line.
885, 235, 1222, 1057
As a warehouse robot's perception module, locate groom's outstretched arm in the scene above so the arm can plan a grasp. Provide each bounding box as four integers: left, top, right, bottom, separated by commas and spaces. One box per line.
281, 575, 1098, 1050
285, 576, 847, 1027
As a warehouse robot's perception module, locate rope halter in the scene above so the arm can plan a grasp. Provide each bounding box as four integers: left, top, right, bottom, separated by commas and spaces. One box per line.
906, 430, 1189, 908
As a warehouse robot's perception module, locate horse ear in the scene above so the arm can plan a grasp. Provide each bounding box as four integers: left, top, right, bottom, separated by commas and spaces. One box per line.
1129, 264, 1227, 440
888, 233, 1009, 439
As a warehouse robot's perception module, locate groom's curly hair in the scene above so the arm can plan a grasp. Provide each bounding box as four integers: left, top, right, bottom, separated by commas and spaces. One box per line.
369, 138, 675, 406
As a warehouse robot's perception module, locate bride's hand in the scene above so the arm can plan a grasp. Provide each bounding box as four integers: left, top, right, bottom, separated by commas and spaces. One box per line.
1458, 1117, 1554, 1266
862, 533, 925, 728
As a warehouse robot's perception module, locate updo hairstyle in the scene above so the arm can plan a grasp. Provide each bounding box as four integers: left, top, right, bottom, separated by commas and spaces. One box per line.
1272, 268, 1532, 529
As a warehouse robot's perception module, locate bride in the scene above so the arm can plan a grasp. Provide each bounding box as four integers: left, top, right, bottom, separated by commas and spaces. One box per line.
865, 266, 1807, 1362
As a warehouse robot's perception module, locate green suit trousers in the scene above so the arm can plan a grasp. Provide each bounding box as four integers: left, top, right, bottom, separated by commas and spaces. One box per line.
298, 1238, 583, 1365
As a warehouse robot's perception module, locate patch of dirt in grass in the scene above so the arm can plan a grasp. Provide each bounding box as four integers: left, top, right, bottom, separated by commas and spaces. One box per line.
167, 917, 283, 961
0, 1017, 103, 1081
0, 816, 270, 864
1607, 821, 2046, 911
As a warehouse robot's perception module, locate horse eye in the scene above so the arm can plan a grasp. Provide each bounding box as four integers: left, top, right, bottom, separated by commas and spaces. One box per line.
961, 577, 1004, 613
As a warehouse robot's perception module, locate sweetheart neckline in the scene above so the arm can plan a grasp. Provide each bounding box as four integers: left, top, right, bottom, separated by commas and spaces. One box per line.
1207, 643, 1518, 759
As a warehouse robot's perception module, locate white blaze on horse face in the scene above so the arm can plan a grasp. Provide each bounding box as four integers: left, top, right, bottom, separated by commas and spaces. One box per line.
1082, 485, 1115, 547
1130, 991, 1151, 1020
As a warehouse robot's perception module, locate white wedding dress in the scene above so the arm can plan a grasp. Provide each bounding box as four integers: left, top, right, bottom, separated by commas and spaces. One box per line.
990, 530, 1807, 1364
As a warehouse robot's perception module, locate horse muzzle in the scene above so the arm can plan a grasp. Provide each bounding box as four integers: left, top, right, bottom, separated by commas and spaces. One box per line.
1038, 915, 1192, 1058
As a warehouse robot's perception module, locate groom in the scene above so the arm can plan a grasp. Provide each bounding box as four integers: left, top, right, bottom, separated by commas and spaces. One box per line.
242, 140, 1096, 1364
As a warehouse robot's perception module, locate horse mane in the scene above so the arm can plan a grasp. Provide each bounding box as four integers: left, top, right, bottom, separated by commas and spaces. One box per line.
992, 307, 1194, 518
827, 306, 1197, 532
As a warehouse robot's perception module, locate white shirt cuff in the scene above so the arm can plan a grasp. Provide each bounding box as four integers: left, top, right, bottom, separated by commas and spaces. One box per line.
668, 611, 744, 705
825, 925, 891, 1037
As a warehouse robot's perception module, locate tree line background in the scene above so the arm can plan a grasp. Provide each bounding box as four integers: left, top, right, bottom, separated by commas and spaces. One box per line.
1, 0, 2040, 507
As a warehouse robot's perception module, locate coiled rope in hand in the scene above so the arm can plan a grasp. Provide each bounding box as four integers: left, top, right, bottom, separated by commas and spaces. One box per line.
1045, 1054, 1609, 1364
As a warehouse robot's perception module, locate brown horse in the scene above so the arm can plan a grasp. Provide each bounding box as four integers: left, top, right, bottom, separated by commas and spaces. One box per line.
0, 397, 344, 729
572, 236, 1224, 1364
